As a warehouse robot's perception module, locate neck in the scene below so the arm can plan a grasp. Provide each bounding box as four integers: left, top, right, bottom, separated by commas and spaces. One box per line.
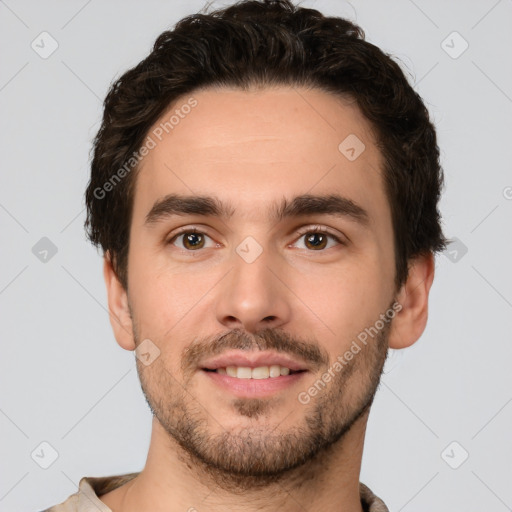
102, 411, 369, 512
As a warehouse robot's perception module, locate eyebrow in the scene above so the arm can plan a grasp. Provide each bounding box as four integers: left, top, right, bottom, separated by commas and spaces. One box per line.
144, 193, 370, 227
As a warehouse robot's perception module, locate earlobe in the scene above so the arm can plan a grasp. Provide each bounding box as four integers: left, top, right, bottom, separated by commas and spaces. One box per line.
103, 252, 136, 351
388, 252, 436, 350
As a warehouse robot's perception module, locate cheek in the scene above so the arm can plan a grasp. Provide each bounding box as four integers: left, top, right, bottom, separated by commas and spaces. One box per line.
127, 245, 223, 342
126, 245, 178, 335
294, 255, 390, 352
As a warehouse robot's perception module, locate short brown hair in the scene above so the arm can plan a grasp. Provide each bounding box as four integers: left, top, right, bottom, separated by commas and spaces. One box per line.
85, 0, 447, 291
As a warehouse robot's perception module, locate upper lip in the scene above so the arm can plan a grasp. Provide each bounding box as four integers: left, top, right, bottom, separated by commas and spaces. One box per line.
200, 351, 309, 372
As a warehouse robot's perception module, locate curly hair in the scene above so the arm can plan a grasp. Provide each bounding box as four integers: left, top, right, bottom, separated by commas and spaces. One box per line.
85, 0, 447, 292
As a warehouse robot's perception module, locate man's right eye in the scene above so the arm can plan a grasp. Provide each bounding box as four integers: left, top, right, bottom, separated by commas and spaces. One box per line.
167, 228, 217, 251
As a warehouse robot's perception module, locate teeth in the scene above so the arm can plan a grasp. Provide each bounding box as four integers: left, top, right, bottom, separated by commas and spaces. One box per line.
252, 366, 269, 379
217, 365, 295, 379
237, 367, 252, 379
269, 365, 281, 377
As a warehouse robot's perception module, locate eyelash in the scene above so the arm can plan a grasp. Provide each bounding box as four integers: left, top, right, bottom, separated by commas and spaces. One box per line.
166, 225, 344, 252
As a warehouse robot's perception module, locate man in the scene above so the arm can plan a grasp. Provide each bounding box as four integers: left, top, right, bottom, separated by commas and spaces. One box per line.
42, 0, 447, 510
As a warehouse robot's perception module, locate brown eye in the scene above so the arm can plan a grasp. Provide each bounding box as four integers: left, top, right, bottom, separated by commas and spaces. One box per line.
181, 232, 205, 250
168, 229, 215, 251
304, 232, 328, 250
292, 227, 343, 251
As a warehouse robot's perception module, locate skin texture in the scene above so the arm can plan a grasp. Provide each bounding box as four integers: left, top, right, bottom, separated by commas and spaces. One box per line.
100, 86, 435, 512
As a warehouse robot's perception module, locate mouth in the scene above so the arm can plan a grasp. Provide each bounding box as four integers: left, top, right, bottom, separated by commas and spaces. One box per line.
199, 352, 310, 398
202, 365, 306, 379
201, 367, 308, 398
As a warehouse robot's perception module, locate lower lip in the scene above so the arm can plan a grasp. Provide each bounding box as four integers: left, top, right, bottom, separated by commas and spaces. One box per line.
201, 370, 307, 398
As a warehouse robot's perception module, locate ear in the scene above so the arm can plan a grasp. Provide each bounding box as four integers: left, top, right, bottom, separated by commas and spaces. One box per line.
388, 252, 435, 349
103, 252, 136, 351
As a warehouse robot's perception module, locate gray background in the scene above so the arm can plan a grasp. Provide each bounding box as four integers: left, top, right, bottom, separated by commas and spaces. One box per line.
1, 0, 511, 511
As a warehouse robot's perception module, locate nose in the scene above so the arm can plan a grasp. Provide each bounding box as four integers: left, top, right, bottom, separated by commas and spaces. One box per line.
214, 241, 292, 333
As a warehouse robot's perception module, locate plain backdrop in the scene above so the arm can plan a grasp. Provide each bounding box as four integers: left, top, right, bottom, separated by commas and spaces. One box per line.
1, 1, 511, 511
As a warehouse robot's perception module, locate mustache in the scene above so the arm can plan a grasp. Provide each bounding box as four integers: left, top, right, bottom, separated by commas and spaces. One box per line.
181, 327, 329, 373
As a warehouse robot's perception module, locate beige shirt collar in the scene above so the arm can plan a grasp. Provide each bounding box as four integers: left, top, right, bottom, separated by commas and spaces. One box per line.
43, 472, 389, 512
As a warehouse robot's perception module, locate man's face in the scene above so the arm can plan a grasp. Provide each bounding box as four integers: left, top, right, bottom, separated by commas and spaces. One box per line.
124, 86, 397, 483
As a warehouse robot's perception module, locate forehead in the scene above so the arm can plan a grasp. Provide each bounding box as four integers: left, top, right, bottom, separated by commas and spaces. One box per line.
132, 86, 389, 228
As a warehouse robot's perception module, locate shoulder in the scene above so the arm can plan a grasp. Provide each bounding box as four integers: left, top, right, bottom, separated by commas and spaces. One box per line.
359, 482, 390, 512
37, 473, 140, 512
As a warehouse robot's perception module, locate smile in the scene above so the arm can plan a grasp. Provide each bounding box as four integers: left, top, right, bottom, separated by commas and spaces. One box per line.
204, 365, 304, 379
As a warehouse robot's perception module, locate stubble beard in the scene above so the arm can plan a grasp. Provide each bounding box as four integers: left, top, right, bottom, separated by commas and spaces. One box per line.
134, 316, 391, 491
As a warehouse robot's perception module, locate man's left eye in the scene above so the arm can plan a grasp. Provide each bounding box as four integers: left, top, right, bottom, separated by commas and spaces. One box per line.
291, 228, 343, 251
